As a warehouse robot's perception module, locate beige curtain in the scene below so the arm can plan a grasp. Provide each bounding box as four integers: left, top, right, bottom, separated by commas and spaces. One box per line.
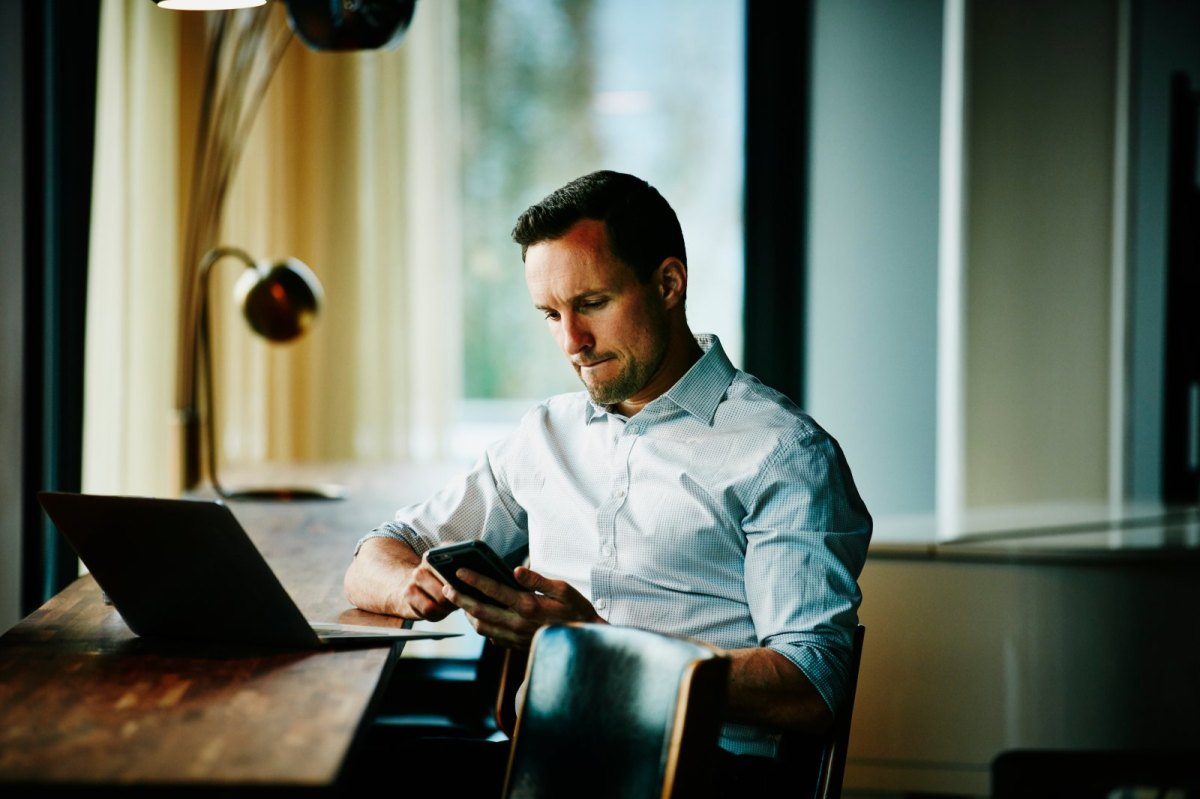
84, 0, 462, 496
84, 1, 180, 497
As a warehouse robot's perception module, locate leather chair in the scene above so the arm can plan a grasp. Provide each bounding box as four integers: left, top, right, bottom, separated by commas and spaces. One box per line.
779, 624, 867, 799
501, 622, 730, 799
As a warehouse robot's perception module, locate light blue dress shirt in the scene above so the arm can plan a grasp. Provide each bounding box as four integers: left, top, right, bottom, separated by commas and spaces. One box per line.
360, 335, 872, 757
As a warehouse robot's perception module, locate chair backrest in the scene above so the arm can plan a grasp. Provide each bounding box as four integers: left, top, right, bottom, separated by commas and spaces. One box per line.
501, 622, 730, 799
780, 624, 866, 799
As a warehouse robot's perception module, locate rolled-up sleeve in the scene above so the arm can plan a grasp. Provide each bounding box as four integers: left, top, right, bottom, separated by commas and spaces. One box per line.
354, 447, 530, 562
741, 431, 872, 717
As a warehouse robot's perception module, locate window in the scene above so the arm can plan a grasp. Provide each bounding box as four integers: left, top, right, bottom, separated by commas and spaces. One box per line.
452, 0, 745, 455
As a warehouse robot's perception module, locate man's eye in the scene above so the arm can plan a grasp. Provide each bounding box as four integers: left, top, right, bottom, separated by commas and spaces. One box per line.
579, 299, 606, 311
542, 310, 560, 321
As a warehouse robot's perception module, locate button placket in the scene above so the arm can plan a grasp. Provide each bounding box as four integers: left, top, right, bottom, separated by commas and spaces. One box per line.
592, 419, 636, 614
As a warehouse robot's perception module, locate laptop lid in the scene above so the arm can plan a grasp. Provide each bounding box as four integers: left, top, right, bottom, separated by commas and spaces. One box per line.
36, 491, 456, 650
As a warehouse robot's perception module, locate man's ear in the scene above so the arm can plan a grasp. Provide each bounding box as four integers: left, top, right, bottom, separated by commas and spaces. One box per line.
656, 258, 688, 309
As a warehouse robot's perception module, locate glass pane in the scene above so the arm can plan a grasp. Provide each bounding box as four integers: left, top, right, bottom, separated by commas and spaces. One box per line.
458, 0, 745, 426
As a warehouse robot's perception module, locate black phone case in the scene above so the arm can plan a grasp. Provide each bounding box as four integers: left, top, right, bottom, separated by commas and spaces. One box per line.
426, 541, 523, 607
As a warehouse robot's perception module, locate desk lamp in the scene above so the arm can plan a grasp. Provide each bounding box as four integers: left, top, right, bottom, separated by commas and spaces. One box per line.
188, 246, 345, 501
162, 1, 416, 496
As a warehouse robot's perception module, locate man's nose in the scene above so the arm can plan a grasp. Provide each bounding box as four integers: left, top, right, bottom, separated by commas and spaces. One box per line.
561, 313, 593, 355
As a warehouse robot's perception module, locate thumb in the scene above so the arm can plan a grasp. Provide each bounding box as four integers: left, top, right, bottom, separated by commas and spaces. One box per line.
513, 565, 560, 595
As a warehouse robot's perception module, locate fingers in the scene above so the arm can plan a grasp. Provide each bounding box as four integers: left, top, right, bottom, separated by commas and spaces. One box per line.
440, 572, 541, 647
446, 566, 605, 648
404, 561, 457, 620
513, 565, 587, 597
512, 566, 604, 624
451, 567, 527, 609
406, 585, 453, 621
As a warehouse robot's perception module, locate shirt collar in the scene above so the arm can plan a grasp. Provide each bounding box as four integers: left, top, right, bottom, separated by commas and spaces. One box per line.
584, 334, 736, 426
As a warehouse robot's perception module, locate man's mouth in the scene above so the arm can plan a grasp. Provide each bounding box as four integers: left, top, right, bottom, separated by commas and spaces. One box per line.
575, 356, 613, 370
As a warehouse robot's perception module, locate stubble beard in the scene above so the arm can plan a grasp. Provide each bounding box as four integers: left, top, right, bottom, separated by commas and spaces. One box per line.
580, 355, 656, 407
578, 332, 668, 407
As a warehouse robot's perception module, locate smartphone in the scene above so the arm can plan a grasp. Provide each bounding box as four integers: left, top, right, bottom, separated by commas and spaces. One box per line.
425, 540, 525, 607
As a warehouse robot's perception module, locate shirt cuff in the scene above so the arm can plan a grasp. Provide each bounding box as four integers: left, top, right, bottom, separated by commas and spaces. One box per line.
353, 520, 429, 557
764, 638, 846, 719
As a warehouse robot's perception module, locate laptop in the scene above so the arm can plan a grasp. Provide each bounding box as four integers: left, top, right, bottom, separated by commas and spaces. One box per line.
36, 491, 460, 650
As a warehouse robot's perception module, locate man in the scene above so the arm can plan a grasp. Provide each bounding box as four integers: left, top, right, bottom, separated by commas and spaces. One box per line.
344, 170, 871, 790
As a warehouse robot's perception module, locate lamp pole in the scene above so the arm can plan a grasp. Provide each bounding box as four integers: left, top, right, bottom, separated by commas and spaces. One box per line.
173, 7, 291, 493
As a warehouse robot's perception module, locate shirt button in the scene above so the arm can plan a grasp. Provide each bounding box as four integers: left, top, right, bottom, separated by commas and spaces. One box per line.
613, 488, 626, 499
627, 425, 640, 435
595, 598, 607, 610
600, 545, 612, 557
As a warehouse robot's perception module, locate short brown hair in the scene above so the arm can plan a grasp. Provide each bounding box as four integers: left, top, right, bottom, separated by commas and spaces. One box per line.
511, 170, 687, 282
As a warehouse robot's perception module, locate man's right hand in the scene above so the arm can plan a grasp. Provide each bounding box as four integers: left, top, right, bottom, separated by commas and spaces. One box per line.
344, 536, 458, 621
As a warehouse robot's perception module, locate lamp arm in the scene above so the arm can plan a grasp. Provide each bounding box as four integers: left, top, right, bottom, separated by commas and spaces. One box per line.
190, 247, 256, 496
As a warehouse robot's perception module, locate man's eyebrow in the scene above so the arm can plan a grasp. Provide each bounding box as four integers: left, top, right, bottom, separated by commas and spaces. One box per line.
534, 291, 606, 312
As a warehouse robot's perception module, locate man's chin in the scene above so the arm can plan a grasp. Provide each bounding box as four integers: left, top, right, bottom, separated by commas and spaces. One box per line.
582, 380, 623, 407
584, 385, 613, 405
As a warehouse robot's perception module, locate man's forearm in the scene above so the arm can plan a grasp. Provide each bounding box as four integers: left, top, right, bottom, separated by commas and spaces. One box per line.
724, 647, 833, 733
343, 536, 422, 618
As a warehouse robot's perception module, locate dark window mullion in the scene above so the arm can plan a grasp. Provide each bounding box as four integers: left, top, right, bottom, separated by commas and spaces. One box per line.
743, 0, 813, 406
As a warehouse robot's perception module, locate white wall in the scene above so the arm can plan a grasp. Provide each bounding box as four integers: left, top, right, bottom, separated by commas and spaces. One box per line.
964, 0, 1116, 507
806, 0, 944, 518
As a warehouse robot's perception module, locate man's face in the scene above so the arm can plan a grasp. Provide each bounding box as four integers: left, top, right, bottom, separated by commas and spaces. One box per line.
524, 219, 669, 409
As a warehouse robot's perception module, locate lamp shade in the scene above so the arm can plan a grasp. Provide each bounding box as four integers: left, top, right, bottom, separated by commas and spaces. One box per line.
153, 0, 266, 9
233, 257, 322, 342
284, 0, 416, 51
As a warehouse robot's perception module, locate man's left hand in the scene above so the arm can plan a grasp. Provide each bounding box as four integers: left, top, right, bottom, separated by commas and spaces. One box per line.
441, 565, 605, 649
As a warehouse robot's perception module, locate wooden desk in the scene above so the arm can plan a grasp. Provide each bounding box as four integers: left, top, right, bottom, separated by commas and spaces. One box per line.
0, 461, 471, 791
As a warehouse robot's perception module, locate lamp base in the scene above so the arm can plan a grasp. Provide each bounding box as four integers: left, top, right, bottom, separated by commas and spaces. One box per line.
222, 484, 346, 502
